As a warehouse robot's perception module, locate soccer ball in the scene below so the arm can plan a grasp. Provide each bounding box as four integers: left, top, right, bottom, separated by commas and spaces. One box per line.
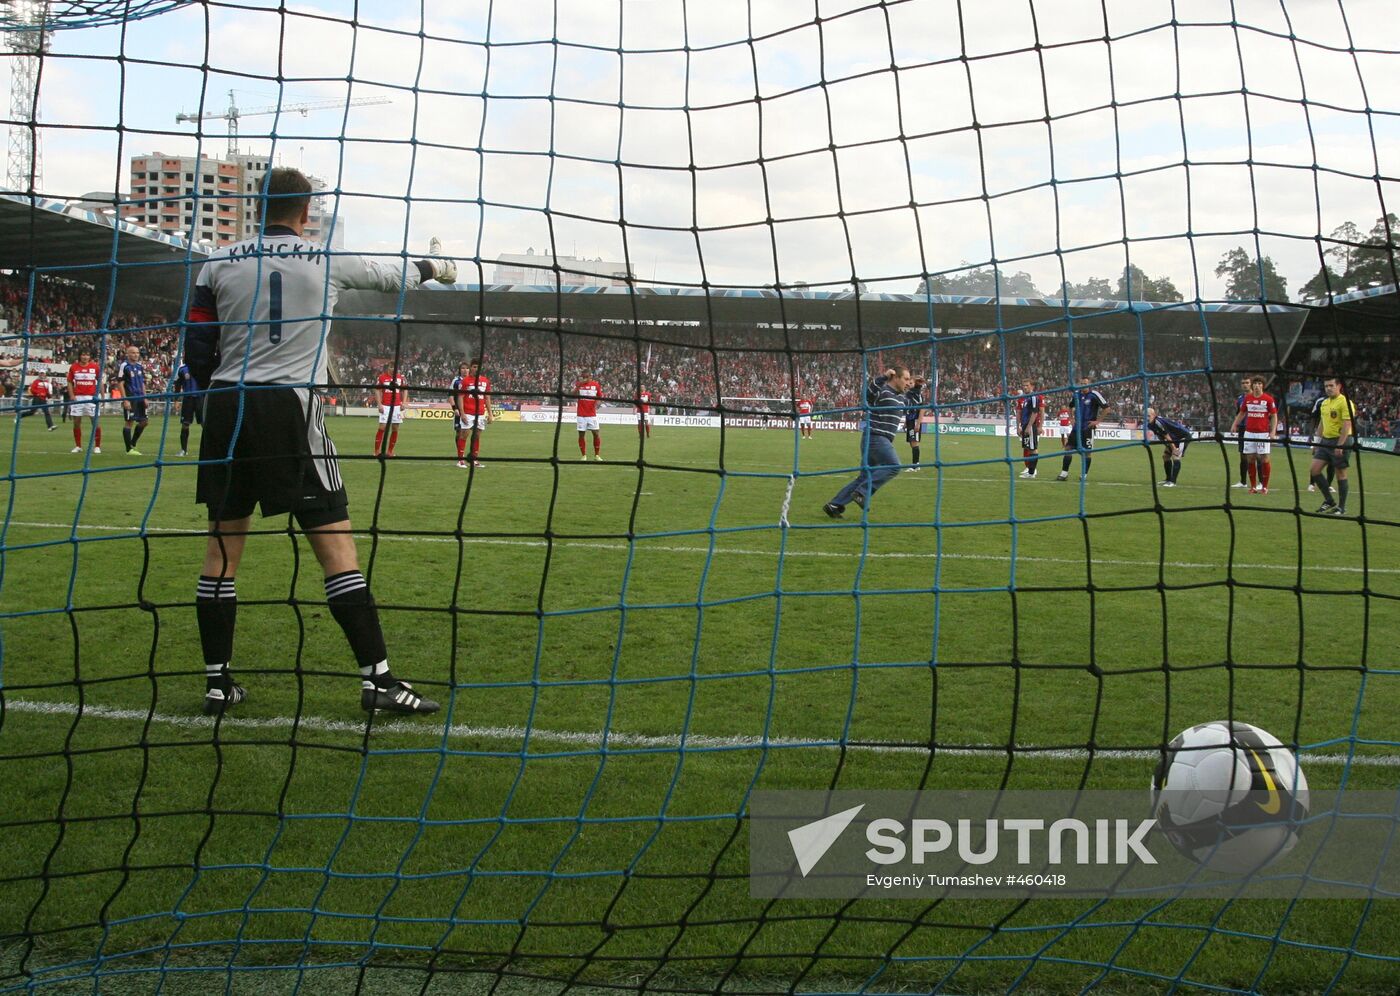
1150, 720, 1309, 874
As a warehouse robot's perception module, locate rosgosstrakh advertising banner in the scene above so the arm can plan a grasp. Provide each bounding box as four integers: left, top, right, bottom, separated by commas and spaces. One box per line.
749, 790, 1399, 900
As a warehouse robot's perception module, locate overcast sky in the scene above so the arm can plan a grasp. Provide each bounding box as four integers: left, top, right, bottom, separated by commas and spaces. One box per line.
22, 0, 1400, 299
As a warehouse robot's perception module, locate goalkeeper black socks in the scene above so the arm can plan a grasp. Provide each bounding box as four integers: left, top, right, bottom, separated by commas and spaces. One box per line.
1062, 453, 1073, 474
1312, 474, 1334, 503
1239, 456, 1247, 486
911, 445, 920, 465
1338, 478, 1349, 508
1171, 459, 1181, 483
122, 426, 133, 451
325, 571, 391, 686
180, 425, 190, 452
196, 576, 237, 689
131, 423, 146, 448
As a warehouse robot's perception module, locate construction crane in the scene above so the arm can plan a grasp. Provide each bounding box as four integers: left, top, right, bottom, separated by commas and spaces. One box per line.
175, 89, 392, 157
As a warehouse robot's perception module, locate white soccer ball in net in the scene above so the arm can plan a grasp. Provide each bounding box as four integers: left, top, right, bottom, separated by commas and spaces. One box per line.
1150, 720, 1309, 874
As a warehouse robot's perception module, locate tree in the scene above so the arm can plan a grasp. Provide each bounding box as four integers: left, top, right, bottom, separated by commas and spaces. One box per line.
1056, 277, 1114, 300
1115, 264, 1183, 302
917, 265, 1042, 297
1214, 247, 1288, 302
1323, 220, 1364, 275
1298, 264, 1341, 302
1346, 213, 1399, 289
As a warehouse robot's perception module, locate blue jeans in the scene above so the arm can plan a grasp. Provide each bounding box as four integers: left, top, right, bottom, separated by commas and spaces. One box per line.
18, 396, 53, 429
830, 431, 901, 508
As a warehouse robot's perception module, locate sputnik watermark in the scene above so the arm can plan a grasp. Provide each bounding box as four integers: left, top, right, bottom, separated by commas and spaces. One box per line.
749, 790, 1400, 899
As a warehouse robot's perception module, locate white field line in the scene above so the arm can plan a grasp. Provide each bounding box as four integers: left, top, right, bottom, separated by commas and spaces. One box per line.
6, 698, 1396, 767
5, 519, 1399, 575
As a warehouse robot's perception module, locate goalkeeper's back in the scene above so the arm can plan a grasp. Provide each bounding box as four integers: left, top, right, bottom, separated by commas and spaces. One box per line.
190, 229, 422, 388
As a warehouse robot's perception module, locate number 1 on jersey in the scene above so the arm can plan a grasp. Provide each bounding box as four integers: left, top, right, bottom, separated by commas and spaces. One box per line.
268, 271, 284, 344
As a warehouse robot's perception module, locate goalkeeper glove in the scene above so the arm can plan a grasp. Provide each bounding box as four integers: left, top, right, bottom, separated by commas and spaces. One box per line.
417, 237, 457, 284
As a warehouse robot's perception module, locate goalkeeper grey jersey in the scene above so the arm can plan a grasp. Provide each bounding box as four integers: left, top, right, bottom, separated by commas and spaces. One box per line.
192, 225, 422, 386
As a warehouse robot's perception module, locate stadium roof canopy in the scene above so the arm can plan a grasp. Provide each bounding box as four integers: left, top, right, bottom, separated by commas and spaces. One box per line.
0, 193, 210, 300
1304, 282, 1400, 323
0, 195, 1309, 347
343, 284, 1309, 345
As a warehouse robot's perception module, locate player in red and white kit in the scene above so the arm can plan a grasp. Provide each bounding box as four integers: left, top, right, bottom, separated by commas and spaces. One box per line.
67, 349, 103, 453
452, 358, 492, 467
635, 388, 652, 439
373, 368, 408, 457
796, 397, 814, 439
1229, 375, 1278, 494
576, 376, 603, 460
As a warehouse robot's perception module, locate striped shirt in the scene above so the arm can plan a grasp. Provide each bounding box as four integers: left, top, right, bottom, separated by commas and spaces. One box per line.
866, 375, 909, 439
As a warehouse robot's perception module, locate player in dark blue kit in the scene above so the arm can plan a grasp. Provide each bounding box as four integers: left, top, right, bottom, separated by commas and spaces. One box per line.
1016, 379, 1043, 478
1056, 377, 1111, 480
173, 361, 203, 457
1145, 406, 1191, 487
903, 376, 926, 471
116, 345, 150, 456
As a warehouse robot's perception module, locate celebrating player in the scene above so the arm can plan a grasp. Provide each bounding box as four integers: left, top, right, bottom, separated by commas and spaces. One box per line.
452, 358, 492, 468
1310, 377, 1355, 515
373, 366, 408, 457
116, 345, 150, 456
183, 166, 455, 717
635, 387, 652, 439
576, 375, 602, 460
823, 366, 913, 518
795, 396, 814, 439
17, 372, 55, 430
67, 348, 103, 454
173, 361, 203, 457
1016, 378, 1043, 478
1145, 406, 1192, 487
1056, 378, 1111, 481
1229, 375, 1277, 494
1231, 375, 1252, 489
903, 376, 925, 472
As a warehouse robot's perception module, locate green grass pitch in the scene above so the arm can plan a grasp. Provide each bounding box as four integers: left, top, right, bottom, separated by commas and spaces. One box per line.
1, 412, 1397, 993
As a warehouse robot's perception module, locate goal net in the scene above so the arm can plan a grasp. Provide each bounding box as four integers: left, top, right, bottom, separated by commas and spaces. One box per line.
2, 1, 1398, 993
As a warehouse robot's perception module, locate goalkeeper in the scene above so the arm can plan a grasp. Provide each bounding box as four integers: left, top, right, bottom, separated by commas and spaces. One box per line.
183, 167, 457, 717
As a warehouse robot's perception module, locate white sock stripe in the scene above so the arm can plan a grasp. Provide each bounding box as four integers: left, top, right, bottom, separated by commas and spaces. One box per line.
324, 573, 366, 598
196, 579, 236, 600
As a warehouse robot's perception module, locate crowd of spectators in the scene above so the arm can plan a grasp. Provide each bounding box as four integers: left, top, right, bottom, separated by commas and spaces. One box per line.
2, 274, 1396, 439
328, 319, 1298, 432
1, 274, 178, 400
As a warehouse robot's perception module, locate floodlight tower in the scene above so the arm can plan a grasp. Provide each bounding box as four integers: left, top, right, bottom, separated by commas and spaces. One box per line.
5, 0, 50, 193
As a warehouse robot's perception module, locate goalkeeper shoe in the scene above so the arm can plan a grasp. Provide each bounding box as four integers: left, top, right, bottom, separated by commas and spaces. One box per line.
203, 682, 246, 716
362, 680, 440, 715
1316, 500, 1337, 514
822, 502, 844, 519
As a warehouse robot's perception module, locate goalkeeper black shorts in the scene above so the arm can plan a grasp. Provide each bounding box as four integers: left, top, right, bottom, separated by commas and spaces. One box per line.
197, 383, 348, 525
